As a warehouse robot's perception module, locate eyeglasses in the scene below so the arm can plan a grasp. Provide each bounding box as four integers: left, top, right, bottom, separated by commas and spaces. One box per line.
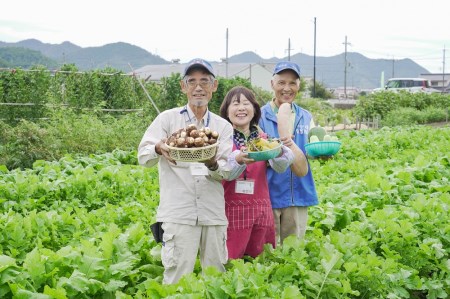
185, 79, 213, 89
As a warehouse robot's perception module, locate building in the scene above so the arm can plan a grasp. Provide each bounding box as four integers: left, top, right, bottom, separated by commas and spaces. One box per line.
331, 86, 360, 99
131, 61, 311, 92
420, 73, 450, 93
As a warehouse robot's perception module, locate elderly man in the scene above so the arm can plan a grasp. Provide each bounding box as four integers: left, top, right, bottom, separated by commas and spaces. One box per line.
258, 61, 318, 244
138, 58, 233, 284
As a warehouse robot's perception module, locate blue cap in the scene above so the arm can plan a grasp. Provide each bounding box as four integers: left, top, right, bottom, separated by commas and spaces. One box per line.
273, 61, 300, 78
183, 58, 215, 78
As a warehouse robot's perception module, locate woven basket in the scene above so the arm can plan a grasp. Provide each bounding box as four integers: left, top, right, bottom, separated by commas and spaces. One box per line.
167, 142, 218, 162
305, 141, 341, 157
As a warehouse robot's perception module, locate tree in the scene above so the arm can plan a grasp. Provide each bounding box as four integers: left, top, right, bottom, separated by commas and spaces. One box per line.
0, 47, 58, 69
157, 73, 185, 113
210, 77, 253, 114
308, 80, 333, 99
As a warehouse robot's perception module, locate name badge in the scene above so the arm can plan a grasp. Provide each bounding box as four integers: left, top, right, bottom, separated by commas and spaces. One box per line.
235, 179, 255, 194
190, 163, 209, 176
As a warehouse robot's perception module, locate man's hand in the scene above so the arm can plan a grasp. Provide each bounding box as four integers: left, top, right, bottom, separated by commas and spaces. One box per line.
279, 136, 294, 148
156, 139, 177, 165
278, 136, 308, 177
203, 157, 218, 171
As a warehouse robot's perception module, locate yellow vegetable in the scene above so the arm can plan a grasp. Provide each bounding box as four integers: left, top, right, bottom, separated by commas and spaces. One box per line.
246, 138, 279, 152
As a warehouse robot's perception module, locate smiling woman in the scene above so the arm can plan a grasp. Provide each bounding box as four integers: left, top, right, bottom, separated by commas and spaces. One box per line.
219, 85, 294, 259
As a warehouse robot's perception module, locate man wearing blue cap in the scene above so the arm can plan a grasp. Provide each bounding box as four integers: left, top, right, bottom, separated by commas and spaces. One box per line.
258, 61, 318, 244
138, 58, 234, 284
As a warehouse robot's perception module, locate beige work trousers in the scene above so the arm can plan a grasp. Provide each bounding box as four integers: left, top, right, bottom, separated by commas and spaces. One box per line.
161, 222, 227, 284
272, 206, 308, 245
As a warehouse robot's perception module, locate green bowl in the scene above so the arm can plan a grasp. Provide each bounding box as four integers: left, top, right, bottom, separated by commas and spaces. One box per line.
245, 143, 282, 161
305, 141, 341, 157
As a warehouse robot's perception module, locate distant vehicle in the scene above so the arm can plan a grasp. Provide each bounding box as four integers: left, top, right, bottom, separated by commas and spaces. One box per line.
372, 78, 440, 94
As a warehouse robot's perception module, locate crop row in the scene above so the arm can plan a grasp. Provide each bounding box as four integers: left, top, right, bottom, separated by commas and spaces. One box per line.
0, 126, 449, 298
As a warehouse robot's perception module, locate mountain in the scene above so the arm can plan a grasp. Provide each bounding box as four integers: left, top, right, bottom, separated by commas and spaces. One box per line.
0, 46, 58, 69
0, 39, 168, 71
12, 39, 82, 58
228, 50, 429, 89
0, 39, 430, 89
229, 51, 267, 63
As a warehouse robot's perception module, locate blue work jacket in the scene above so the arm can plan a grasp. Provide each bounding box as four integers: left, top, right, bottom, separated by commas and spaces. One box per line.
258, 102, 319, 208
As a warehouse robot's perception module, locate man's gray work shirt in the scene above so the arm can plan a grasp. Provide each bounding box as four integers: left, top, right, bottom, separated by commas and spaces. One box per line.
138, 105, 234, 226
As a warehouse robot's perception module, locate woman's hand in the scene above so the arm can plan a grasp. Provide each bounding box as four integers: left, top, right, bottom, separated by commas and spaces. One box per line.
236, 147, 255, 165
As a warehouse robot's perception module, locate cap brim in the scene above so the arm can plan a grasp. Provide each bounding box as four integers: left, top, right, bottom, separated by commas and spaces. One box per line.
184, 63, 215, 77
274, 67, 300, 78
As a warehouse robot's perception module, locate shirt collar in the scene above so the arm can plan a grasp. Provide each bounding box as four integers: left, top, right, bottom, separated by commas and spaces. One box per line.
270, 99, 295, 114
233, 125, 260, 147
185, 105, 210, 127
269, 98, 278, 113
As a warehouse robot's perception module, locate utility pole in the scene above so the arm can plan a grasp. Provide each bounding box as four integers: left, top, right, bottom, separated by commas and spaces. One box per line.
343, 36, 351, 99
226, 28, 229, 78
392, 56, 395, 78
443, 46, 446, 93
313, 17, 317, 98
286, 38, 292, 61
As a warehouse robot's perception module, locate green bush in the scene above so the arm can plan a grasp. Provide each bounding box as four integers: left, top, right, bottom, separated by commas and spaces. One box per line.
422, 106, 448, 123
308, 80, 334, 99
0, 119, 55, 169
382, 107, 423, 127
296, 98, 353, 127
51, 110, 148, 151
1, 65, 148, 123
0, 67, 51, 122
382, 106, 448, 127
355, 91, 450, 121
0, 111, 147, 170
354, 92, 397, 119
423, 92, 450, 109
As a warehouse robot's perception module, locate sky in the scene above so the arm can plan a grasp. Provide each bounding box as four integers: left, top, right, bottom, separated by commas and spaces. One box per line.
1, 0, 449, 73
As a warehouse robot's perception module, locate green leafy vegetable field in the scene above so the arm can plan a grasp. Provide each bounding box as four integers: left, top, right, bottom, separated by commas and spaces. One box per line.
0, 126, 449, 298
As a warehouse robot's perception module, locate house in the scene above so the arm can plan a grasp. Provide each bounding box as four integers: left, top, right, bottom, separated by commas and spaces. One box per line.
331, 86, 360, 99
131, 61, 311, 92
420, 73, 450, 93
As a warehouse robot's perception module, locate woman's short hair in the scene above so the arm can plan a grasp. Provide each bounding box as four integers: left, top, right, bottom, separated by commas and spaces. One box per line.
219, 86, 261, 127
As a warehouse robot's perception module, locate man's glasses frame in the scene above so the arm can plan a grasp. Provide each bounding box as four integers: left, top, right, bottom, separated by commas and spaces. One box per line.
184, 77, 214, 89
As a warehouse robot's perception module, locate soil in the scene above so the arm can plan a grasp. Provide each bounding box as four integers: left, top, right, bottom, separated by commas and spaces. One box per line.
324, 121, 449, 132
425, 121, 449, 128
324, 123, 369, 132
